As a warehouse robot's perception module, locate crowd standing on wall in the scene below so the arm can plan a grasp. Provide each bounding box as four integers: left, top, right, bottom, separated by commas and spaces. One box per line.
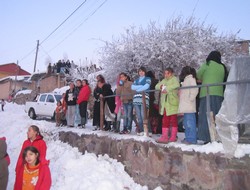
52, 50, 227, 146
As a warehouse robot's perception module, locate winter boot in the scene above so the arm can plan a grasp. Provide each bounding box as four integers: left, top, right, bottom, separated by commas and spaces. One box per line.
156, 128, 169, 144
169, 127, 178, 142
104, 121, 111, 131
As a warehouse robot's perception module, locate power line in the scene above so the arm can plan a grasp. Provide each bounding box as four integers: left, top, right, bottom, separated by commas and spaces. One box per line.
20, 48, 36, 61
40, 0, 87, 45
40, 45, 51, 58
20, 0, 87, 63
48, 0, 108, 53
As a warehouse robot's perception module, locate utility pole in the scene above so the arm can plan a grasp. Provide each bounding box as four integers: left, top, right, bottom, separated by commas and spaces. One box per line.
14, 60, 19, 92
33, 40, 39, 73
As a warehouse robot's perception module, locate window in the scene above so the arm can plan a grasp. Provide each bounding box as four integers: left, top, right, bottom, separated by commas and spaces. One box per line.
46, 95, 54, 103
39, 94, 47, 102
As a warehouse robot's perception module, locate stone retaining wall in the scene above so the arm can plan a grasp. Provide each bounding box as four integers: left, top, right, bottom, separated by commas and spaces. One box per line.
59, 131, 250, 190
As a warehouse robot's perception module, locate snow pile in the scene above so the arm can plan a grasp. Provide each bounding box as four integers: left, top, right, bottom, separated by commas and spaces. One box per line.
0, 103, 150, 190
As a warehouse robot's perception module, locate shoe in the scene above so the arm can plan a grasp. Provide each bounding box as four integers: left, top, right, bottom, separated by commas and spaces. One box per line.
81, 125, 85, 128
120, 130, 129, 134
68, 125, 74, 128
137, 132, 144, 136
119, 130, 126, 134
110, 127, 116, 132
148, 132, 152, 137
93, 126, 100, 131
103, 126, 111, 131
135, 126, 140, 133
181, 139, 191, 144
114, 128, 120, 133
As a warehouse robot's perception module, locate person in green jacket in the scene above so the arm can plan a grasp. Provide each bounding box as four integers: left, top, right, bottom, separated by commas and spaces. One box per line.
197, 51, 227, 143
155, 67, 180, 143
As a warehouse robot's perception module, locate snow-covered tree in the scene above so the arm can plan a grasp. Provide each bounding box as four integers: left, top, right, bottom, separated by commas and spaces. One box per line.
99, 16, 243, 82
66, 60, 103, 88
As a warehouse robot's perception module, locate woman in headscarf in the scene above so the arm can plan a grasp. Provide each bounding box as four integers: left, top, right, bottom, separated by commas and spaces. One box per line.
197, 51, 228, 143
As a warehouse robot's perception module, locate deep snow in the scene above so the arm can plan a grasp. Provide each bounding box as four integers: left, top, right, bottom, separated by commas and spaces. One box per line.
0, 103, 150, 190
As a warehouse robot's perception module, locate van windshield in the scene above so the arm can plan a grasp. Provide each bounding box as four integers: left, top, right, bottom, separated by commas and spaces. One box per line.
54, 95, 62, 102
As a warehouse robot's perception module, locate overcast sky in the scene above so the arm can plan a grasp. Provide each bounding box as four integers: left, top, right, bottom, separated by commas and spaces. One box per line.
1, 0, 249, 73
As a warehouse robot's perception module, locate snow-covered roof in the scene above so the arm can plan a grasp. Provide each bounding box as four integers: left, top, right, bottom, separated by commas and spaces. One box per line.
53, 86, 70, 95
0, 75, 31, 82
15, 89, 32, 96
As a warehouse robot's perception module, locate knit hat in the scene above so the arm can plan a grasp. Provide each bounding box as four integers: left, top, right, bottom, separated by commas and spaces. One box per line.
138, 66, 147, 73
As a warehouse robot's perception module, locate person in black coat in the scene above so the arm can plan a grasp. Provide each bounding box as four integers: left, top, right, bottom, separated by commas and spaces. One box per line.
92, 75, 106, 130
98, 81, 116, 131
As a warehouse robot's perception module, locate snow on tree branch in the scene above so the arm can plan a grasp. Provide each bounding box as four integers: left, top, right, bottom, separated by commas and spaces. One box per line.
99, 15, 243, 82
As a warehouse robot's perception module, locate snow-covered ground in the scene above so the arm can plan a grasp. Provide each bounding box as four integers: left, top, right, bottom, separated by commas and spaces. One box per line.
1, 102, 250, 190
0, 103, 151, 190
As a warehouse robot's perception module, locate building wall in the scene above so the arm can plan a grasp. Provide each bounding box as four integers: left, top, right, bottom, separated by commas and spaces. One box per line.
0, 75, 66, 100
39, 75, 66, 93
0, 81, 11, 99
0, 72, 9, 79
0, 80, 32, 99
236, 41, 250, 55
241, 41, 250, 55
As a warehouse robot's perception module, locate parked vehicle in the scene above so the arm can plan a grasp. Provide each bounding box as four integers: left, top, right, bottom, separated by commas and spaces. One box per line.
25, 93, 62, 120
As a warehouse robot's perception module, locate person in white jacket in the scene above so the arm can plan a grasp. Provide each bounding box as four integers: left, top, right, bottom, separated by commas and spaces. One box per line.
178, 66, 199, 144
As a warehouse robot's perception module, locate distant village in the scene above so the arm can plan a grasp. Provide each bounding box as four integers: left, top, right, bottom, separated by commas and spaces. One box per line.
0, 59, 102, 103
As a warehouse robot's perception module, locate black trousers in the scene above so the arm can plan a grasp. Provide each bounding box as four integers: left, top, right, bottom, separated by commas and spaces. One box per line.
79, 101, 88, 124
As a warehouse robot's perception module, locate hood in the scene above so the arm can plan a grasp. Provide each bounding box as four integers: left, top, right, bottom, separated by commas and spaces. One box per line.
0, 137, 7, 159
27, 134, 43, 143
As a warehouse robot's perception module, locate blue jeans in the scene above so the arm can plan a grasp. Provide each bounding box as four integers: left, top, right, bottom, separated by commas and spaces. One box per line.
134, 105, 144, 132
123, 102, 133, 131
74, 104, 81, 126
197, 96, 223, 142
184, 113, 197, 144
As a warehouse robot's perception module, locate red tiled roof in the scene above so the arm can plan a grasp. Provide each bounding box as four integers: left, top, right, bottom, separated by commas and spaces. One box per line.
0, 63, 31, 76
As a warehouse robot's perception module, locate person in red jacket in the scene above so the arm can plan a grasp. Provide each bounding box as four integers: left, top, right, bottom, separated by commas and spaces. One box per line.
15, 125, 47, 174
14, 146, 51, 190
77, 79, 91, 128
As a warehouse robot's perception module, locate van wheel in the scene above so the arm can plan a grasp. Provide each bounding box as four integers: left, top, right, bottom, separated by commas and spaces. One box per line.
29, 108, 37, 120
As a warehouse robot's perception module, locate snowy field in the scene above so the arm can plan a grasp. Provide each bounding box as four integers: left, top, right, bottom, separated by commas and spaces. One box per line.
1, 102, 250, 190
